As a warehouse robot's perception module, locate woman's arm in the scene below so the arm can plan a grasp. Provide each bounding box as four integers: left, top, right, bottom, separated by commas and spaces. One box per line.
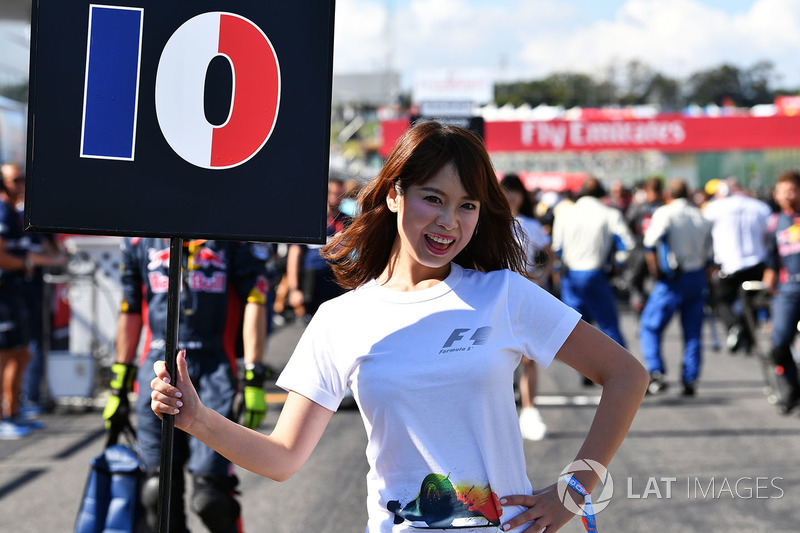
500, 319, 649, 532
151, 350, 334, 482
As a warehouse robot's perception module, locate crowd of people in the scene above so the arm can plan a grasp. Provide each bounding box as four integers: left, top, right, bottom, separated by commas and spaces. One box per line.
518, 170, 800, 415
3, 120, 800, 532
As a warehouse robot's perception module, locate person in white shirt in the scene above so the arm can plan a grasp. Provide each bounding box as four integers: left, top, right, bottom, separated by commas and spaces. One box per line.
150, 121, 648, 533
640, 180, 713, 397
501, 174, 555, 442
703, 177, 772, 353
552, 178, 635, 349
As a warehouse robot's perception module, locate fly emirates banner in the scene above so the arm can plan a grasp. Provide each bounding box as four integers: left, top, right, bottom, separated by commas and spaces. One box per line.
380, 115, 800, 155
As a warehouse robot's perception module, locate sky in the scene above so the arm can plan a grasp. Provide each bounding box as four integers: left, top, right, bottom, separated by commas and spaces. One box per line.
333, 0, 800, 91
2, 1, 798, 98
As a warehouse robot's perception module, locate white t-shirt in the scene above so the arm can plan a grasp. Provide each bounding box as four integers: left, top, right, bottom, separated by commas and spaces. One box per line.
644, 198, 712, 272
703, 193, 771, 275
515, 215, 551, 283
552, 196, 635, 271
516, 215, 550, 257
276, 264, 581, 532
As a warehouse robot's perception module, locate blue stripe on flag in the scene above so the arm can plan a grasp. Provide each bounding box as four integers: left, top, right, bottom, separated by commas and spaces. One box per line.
81, 6, 143, 160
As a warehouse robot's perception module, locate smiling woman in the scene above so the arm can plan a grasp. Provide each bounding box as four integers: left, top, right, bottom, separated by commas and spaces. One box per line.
379, 162, 482, 290
150, 120, 649, 533
324, 120, 525, 290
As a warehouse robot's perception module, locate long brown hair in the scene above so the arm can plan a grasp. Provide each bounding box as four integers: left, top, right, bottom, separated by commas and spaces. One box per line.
323, 121, 525, 289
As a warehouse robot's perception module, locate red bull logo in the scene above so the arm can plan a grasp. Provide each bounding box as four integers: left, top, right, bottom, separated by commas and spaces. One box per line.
255, 276, 268, 296
192, 248, 227, 270
147, 247, 171, 270
247, 275, 269, 304
186, 271, 226, 293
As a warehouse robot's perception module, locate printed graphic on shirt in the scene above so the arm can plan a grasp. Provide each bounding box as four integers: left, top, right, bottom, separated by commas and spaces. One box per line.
247, 275, 269, 305
439, 326, 494, 355
147, 247, 172, 270
387, 473, 501, 529
776, 219, 800, 257
146, 246, 228, 294
188, 247, 227, 270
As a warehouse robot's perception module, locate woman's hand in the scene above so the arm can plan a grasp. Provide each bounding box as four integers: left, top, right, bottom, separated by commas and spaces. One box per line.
150, 349, 201, 432
500, 483, 578, 532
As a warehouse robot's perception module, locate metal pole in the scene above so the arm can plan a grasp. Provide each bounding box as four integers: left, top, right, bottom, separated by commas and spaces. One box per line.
157, 237, 183, 532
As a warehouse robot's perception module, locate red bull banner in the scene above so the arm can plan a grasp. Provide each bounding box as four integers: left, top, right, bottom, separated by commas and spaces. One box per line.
26, 1, 335, 243
381, 115, 800, 156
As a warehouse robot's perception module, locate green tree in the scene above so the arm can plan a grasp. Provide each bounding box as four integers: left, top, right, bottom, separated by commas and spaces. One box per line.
685, 62, 778, 107
741, 60, 778, 105
495, 73, 602, 108
645, 74, 682, 109
493, 59, 791, 110
618, 60, 654, 105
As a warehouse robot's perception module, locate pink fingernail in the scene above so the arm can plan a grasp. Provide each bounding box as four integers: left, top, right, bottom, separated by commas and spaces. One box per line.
175, 391, 182, 398
173, 408, 180, 414
163, 377, 170, 384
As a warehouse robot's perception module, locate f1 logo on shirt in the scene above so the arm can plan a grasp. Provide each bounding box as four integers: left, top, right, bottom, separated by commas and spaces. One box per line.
440, 326, 494, 354
80, 6, 281, 169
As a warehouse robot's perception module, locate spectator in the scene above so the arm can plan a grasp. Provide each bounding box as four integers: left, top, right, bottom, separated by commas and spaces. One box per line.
340, 178, 362, 217
607, 179, 632, 214
0, 163, 65, 439
639, 179, 713, 397
12, 168, 64, 415
624, 176, 664, 312
552, 177, 635, 349
696, 179, 719, 211
104, 237, 269, 532
703, 177, 772, 354
501, 174, 554, 287
20, 231, 62, 414
150, 121, 648, 533
271, 243, 304, 323
762, 170, 800, 414
285, 177, 352, 321
501, 174, 554, 441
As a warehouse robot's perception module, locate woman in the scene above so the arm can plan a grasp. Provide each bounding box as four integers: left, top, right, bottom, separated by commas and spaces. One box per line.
151, 121, 649, 532
501, 173, 556, 442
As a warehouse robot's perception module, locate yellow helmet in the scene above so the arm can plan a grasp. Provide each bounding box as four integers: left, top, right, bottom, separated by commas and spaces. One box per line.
704, 179, 720, 196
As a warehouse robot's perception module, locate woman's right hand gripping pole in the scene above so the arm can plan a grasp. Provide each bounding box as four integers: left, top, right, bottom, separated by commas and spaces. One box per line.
150, 349, 198, 432
149, 348, 336, 483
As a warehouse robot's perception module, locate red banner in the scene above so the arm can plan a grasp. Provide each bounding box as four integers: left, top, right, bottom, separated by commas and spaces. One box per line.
380, 115, 800, 156
512, 171, 588, 193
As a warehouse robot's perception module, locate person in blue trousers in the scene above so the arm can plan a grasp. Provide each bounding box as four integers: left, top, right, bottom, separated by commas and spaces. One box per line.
762, 169, 800, 414
552, 177, 635, 349
639, 179, 713, 396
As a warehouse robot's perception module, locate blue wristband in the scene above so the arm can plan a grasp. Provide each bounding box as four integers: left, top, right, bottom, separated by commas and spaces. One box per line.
561, 474, 598, 533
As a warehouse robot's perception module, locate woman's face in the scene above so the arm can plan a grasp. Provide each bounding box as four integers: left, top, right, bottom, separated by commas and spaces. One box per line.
387, 162, 480, 278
